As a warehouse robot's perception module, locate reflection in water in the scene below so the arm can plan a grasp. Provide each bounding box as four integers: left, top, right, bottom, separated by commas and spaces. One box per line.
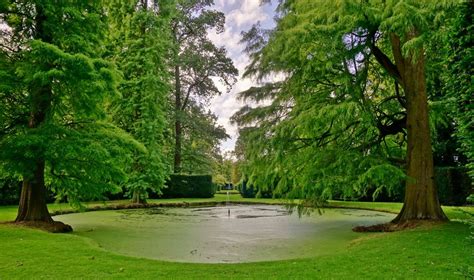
56, 205, 395, 263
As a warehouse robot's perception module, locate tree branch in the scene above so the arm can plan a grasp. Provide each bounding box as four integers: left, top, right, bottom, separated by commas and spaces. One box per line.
369, 43, 402, 83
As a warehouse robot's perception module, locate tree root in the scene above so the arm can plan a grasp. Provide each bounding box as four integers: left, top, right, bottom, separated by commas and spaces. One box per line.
353, 220, 445, 232
12, 221, 73, 233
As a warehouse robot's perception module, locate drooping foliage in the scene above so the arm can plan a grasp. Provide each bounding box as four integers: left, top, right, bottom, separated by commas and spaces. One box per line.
107, 0, 174, 203
234, 0, 465, 221
0, 1, 141, 216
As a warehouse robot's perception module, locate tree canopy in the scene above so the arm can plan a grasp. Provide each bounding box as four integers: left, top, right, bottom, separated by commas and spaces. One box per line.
233, 0, 471, 222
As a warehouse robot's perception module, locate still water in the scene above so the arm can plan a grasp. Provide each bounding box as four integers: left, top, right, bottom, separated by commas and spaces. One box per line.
56, 204, 395, 263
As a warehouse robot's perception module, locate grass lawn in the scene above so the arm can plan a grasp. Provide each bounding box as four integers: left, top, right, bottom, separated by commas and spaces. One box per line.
0, 196, 472, 279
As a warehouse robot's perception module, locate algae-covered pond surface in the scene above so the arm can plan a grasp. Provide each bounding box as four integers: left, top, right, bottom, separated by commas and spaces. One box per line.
56, 204, 395, 263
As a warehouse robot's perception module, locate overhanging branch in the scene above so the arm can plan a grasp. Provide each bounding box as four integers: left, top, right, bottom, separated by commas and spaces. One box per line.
369, 44, 402, 84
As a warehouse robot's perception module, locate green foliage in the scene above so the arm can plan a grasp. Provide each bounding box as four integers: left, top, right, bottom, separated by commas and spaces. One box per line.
107, 1, 174, 201
170, 0, 237, 173
435, 167, 472, 206
0, 177, 20, 206
233, 0, 468, 206
239, 180, 256, 198
162, 174, 215, 198
0, 1, 141, 207
438, 1, 474, 179
212, 174, 227, 188
179, 107, 229, 174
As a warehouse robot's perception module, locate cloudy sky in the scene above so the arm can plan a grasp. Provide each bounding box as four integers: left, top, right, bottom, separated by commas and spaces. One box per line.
207, 0, 277, 152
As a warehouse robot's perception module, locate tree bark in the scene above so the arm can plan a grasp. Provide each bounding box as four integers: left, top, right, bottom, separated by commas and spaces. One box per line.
15, 160, 52, 222
174, 65, 182, 173
389, 33, 447, 222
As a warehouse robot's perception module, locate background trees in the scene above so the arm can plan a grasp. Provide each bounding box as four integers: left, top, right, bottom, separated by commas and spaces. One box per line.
0, 0, 236, 226
107, 1, 173, 203
170, 0, 237, 174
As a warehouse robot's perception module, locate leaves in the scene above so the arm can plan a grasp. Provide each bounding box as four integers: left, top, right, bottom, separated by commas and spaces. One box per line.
232, 0, 468, 204
0, 1, 138, 205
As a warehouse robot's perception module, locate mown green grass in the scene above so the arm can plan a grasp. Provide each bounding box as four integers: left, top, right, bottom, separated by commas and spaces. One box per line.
0, 219, 471, 279
0, 196, 472, 279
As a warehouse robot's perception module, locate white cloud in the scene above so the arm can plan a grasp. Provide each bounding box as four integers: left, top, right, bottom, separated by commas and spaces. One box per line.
207, 1, 276, 152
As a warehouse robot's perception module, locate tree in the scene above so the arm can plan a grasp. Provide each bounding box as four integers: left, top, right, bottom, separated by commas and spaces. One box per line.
107, 1, 173, 203
178, 105, 229, 174
0, 1, 137, 231
439, 0, 473, 179
235, 0, 463, 223
171, 0, 237, 173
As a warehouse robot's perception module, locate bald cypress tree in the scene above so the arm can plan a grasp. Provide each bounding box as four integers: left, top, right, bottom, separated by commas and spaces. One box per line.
235, 0, 462, 224
0, 2, 137, 231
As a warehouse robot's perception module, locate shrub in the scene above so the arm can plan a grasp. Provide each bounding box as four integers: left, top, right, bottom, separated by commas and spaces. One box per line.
435, 167, 472, 205
0, 178, 21, 206
161, 174, 215, 198
0, 178, 57, 206
239, 180, 256, 198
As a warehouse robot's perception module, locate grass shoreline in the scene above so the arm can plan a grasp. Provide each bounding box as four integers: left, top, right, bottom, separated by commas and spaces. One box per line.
1, 194, 473, 222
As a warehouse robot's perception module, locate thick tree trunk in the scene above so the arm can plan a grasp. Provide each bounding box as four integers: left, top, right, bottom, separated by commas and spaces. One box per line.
131, 190, 146, 204
174, 65, 182, 173
15, 97, 54, 223
16, 160, 52, 222
390, 33, 447, 222
15, 4, 57, 225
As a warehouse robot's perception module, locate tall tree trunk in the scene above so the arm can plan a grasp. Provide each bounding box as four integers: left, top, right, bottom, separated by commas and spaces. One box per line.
174, 65, 182, 173
16, 160, 52, 222
390, 33, 448, 222
15, 85, 53, 222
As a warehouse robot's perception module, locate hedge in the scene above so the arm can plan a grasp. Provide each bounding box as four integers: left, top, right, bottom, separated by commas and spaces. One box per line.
160, 174, 215, 198
0, 179, 21, 206
238, 167, 472, 204
238, 180, 273, 199
1, 168, 470, 205
0, 178, 56, 206
435, 166, 472, 206
238, 180, 256, 198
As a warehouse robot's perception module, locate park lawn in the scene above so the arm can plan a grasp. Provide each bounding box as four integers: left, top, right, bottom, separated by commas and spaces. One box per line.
0, 196, 472, 279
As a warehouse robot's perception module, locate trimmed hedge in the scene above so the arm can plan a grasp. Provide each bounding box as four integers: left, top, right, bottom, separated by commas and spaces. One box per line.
238, 180, 273, 198
238, 167, 472, 204
239, 180, 256, 198
435, 167, 472, 206
161, 174, 215, 198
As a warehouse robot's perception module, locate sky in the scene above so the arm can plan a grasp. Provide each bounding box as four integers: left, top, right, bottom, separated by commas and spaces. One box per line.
207, 0, 277, 153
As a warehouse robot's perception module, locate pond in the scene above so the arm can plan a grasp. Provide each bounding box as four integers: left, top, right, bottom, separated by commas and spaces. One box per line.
56, 204, 395, 263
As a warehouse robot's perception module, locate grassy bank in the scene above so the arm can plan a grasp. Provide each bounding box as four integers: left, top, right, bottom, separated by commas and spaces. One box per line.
1, 194, 472, 222
0, 196, 472, 279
